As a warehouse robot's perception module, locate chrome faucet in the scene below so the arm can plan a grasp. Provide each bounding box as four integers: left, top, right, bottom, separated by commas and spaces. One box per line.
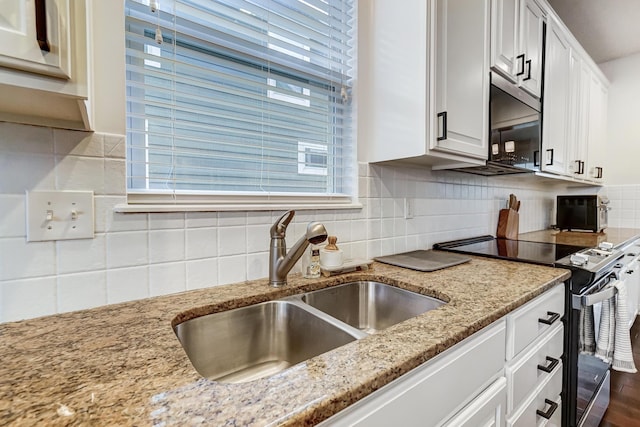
269, 210, 328, 287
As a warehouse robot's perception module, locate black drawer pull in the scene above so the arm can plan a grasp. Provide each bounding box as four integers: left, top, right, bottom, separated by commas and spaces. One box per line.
537, 356, 560, 373
538, 311, 560, 325
536, 398, 559, 419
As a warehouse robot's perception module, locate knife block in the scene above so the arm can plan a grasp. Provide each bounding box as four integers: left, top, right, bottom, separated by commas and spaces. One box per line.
496, 208, 519, 240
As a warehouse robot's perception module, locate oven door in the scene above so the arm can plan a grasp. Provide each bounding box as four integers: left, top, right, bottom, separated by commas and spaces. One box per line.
573, 278, 618, 426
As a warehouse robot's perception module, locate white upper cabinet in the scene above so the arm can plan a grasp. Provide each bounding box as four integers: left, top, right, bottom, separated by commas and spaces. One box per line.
541, 16, 571, 175
539, 5, 609, 184
432, 0, 491, 160
358, 0, 489, 167
517, 0, 544, 97
0, 0, 71, 79
586, 73, 608, 182
491, 0, 544, 98
0, 0, 90, 130
565, 51, 590, 177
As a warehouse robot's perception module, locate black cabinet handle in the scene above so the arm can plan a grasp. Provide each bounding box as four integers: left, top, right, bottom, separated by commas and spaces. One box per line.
580, 161, 585, 175
437, 111, 447, 141
537, 398, 559, 419
516, 54, 526, 76
546, 149, 554, 166
538, 311, 560, 325
574, 160, 581, 174
533, 150, 539, 167
537, 356, 560, 373
35, 0, 50, 52
596, 166, 603, 179
523, 59, 532, 81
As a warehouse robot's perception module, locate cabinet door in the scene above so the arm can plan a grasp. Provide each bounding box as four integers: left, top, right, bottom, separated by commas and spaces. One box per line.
444, 377, 507, 427
566, 52, 590, 177
586, 74, 608, 182
320, 320, 506, 427
0, 0, 71, 78
433, 0, 490, 160
491, 0, 519, 82
518, 0, 544, 97
541, 19, 570, 175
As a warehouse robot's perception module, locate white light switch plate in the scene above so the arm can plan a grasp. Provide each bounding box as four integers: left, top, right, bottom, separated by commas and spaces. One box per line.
26, 191, 95, 242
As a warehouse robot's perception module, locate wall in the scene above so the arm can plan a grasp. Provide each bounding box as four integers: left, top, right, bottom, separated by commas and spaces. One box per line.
0, 122, 562, 322
599, 52, 640, 185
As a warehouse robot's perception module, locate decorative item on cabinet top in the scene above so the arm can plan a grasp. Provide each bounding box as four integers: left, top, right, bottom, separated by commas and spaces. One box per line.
0, 0, 91, 130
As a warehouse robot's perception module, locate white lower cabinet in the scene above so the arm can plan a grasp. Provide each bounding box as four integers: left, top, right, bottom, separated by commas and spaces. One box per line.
320, 284, 565, 427
319, 319, 507, 426
443, 377, 507, 427
506, 366, 562, 427
505, 286, 565, 426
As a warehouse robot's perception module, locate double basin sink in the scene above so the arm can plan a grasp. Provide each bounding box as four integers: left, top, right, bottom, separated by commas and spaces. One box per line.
174, 281, 446, 383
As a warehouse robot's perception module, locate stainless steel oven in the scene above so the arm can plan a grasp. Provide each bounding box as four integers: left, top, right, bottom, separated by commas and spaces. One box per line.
561, 258, 622, 427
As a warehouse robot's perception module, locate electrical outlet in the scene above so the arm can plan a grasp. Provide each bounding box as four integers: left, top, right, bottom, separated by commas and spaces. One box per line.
26, 191, 95, 242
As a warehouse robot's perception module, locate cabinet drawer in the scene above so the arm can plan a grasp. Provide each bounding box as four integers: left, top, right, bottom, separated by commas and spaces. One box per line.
506, 285, 564, 360
443, 377, 507, 427
506, 322, 563, 413
507, 360, 562, 427
321, 320, 506, 427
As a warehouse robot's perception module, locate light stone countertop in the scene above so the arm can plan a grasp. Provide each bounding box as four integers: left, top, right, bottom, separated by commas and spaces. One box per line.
518, 227, 640, 249
0, 256, 571, 426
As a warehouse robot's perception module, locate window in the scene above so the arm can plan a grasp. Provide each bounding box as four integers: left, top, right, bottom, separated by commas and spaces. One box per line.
124, 0, 357, 209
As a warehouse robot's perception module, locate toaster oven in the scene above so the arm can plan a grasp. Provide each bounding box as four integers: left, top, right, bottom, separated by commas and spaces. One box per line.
556, 195, 609, 232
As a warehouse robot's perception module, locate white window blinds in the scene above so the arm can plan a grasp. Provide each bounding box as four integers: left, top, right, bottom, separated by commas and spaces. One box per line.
124, 0, 356, 206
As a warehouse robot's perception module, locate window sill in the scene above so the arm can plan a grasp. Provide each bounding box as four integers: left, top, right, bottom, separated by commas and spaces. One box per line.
114, 192, 362, 213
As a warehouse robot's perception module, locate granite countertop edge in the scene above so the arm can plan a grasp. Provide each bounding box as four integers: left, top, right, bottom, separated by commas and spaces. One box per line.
0, 256, 572, 426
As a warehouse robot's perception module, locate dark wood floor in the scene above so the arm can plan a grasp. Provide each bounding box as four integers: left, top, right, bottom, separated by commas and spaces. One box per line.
599, 317, 640, 427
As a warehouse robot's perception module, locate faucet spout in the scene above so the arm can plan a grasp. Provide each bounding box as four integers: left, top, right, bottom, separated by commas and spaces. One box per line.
269, 211, 327, 287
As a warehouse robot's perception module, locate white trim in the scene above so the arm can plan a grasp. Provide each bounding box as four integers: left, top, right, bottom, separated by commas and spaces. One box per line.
116, 191, 361, 212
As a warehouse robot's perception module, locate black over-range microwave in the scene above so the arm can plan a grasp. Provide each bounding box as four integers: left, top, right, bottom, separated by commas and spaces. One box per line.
451, 72, 543, 176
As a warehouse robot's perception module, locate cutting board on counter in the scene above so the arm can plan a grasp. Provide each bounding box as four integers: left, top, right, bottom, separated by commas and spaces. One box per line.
374, 250, 471, 272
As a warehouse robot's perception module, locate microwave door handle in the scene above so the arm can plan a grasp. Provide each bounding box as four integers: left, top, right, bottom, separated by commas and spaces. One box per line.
572, 284, 618, 309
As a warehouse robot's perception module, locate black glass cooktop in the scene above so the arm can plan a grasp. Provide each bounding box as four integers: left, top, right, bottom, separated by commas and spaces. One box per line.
433, 235, 588, 266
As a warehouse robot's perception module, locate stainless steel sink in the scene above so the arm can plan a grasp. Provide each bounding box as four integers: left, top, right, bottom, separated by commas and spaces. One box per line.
173, 300, 359, 383
301, 281, 445, 334
174, 281, 445, 383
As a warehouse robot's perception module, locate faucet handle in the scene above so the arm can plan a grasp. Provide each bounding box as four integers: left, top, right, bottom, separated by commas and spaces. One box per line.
271, 210, 295, 237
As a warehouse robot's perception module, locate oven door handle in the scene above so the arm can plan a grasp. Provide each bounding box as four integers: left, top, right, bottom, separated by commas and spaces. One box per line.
572, 284, 618, 309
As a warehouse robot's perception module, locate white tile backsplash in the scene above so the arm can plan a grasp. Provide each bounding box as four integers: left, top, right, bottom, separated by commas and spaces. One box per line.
149, 229, 185, 263
0, 194, 26, 238
0, 238, 56, 280
1, 277, 57, 322
107, 266, 149, 303
107, 231, 148, 268
149, 262, 186, 296
57, 235, 106, 274
186, 258, 218, 290
55, 155, 105, 193
0, 123, 572, 323
57, 271, 107, 312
